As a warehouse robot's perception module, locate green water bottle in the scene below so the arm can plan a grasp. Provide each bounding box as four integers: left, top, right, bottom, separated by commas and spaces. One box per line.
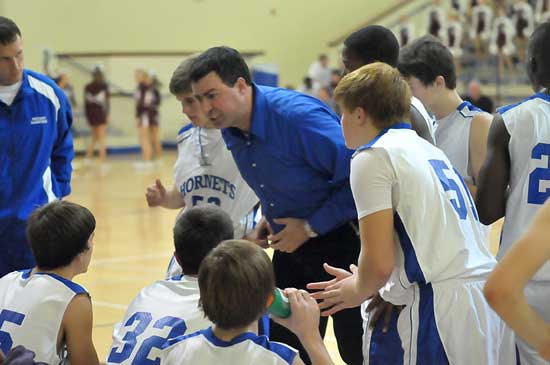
268, 288, 291, 318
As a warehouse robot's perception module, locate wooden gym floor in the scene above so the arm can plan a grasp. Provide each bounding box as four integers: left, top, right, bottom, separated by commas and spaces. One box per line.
69, 151, 502, 364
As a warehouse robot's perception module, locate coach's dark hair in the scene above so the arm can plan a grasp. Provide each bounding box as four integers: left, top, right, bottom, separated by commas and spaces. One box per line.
528, 21, 550, 89
169, 56, 197, 95
0, 17, 21, 45
344, 25, 400, 67
398, 35, 457, 89
199, 240, 274, 330
26, 201, 95, 270
189, 46, 252, 87
173, 206, 234, 275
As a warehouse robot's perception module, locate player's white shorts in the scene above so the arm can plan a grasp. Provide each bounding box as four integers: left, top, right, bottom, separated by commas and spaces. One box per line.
516, 281, 550, 365
363, 279, 516, 365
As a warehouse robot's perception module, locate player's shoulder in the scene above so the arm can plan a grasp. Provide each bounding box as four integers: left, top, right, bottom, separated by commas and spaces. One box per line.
498, 92, 550, 116
23, 69, 69, 105
177, 123, 194, 143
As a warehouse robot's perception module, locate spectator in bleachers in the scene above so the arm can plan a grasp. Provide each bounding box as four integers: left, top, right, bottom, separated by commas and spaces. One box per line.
513, 0, 535, 62
307, 54, 331, 94
535, 0, 550, 23
446, 11, 464, 75
396, 15, 415, 46
451, 0, 467, 19
427, 0, 446, 40
297, 76, 315, 96
490, 7, 516, 75
471, 0, 493, 58
463, 79, 495, 113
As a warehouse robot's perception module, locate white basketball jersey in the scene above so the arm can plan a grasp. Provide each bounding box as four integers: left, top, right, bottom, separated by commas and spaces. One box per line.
0, 270, 88, 364
499, 92, 550, 281
435, 101, 485, 185
411, 96, 437, 142
107, 275, 211, 365
161, 327, 298, 365
174, 125, 259, 238
351, 125, 495, 304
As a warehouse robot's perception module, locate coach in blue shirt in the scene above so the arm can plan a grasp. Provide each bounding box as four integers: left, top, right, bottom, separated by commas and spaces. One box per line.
190, 47, 362, 365
0, 17, 74, 277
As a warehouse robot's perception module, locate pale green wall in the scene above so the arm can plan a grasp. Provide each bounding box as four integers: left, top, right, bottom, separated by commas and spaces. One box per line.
2, 0, 399, 145
3, 0, 398, 86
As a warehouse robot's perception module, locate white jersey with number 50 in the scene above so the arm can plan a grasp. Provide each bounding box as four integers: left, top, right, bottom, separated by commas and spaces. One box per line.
499, 91, 550, 281
174, 125, 259, 238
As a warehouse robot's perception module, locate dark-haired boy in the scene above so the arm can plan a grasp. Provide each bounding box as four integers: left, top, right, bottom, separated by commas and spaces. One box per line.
0, 200, 99, 365
107, 206, 233, 364
162, 240, 334, 365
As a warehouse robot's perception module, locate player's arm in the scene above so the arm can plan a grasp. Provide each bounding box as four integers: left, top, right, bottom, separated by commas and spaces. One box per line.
62, 294, 100, 365
484, 201, 550, 359
273, 289, 334, 365
145, 179, 185, 209
51, 92, 75, 198
475, 114, 511, 225
410, 105, 435, 145
467, 112, 492, 198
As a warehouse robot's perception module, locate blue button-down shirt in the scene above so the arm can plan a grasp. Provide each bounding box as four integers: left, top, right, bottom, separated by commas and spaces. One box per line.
221, 84, 356, 235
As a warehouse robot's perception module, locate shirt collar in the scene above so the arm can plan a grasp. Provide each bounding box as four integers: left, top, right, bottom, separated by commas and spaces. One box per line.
354, 122, 411, 154
14, 70, 35, 101
222, 83, 267, 149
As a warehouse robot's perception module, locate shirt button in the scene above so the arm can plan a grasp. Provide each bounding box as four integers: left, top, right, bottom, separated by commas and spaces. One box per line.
252, 163, 257, 167
246, 141, 251, 146
270, 203, 275, 207
260, 184, 264, 188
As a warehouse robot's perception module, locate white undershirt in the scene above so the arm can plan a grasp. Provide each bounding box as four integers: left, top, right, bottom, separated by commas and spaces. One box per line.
0, 81, 22, 106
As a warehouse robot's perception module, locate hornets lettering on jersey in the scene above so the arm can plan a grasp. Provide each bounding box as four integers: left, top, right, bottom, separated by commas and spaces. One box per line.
179, 174, 237, 200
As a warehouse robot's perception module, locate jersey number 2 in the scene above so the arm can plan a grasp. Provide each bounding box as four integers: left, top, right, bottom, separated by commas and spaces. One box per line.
528, 143, 550, 205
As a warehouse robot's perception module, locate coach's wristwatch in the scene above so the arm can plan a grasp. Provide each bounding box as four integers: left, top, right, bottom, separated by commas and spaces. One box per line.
303, 221, 319, 238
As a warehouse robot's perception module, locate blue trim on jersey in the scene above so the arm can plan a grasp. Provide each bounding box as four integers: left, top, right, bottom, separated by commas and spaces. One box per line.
202, 327, 296, 363
355, 123, 412, 153
34, 272, 87, 295
258, 313, 270, 337
497, 92, 550, 115
417, 284, 449, 364
368, 307, 404, 365
20, 269, 32, 279
458, 100, 483, 114
394, 213, 426, 284
169, 274, 184, 281
178, 123, 194, 136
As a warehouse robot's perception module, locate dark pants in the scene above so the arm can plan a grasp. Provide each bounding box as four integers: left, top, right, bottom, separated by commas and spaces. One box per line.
270, 222, 363, 365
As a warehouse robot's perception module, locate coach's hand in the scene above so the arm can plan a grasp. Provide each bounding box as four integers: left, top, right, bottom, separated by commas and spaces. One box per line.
269, 218, 309, 253
145, 179, 167, 207
366, 294, 402, 333
245, 217, 272, 249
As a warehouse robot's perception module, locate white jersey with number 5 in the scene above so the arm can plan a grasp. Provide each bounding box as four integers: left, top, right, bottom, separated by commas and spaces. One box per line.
499, 91, 550, 281
107, 275, 211, 365
0, 269, 88, 364
174, 125, 259, 238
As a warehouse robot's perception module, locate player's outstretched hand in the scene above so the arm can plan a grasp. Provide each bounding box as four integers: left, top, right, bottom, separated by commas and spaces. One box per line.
145, 179, 167, 207
307, 263, 363, 316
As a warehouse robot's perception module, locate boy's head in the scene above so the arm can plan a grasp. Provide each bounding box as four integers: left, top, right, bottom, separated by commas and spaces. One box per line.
198, 240, 274, 330
26, 201, 96, 272
397, 35, 456, 109
527, 21, 550, 91
342, 25, 400, 75
173, 206, 234, 276
334, 62, 411, 149
170, 56, 213, 128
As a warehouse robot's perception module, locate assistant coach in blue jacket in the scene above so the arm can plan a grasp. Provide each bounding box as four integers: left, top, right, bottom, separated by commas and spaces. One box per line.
0, 17, 74, 277
190, 47, 362, 365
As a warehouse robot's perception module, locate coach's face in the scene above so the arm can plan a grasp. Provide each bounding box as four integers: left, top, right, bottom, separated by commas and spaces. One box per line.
192, 71, 248, 130
0, 35, 24, 86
